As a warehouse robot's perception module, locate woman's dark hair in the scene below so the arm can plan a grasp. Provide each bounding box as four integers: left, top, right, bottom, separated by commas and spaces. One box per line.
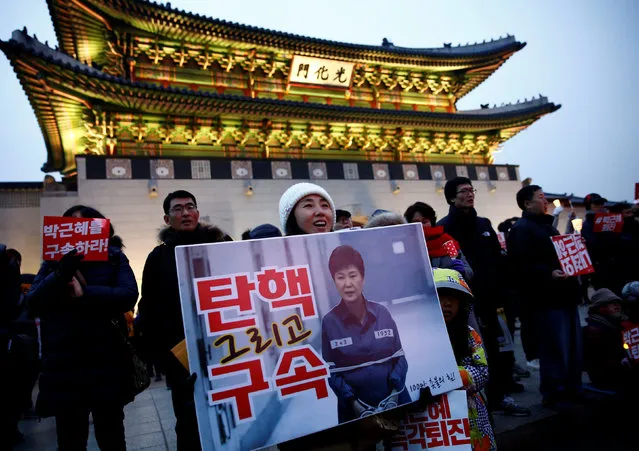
328, 245, 365, 279
62, 205, 123, 248
285, 212, 306, 236
440, 288, 471, 361
404, 202, 437, 224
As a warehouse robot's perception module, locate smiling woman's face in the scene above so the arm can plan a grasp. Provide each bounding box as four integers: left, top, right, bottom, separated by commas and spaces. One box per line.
293, 194, 333, 234
333, 265, 364, 305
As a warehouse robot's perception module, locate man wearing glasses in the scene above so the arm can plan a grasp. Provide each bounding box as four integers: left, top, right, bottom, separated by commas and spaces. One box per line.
438, 177, 531, 417
137, 190, 230, 450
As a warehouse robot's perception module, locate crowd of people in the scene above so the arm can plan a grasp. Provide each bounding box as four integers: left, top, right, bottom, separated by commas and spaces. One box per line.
1, 176, 638, 451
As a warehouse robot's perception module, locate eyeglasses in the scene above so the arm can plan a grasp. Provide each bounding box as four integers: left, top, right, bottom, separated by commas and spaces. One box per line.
169, 203, 197, 215
456, 188, 477, 195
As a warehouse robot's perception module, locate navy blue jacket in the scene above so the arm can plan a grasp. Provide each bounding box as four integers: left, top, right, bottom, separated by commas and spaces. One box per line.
27, 246, 138, 416
321, 298, 409, 423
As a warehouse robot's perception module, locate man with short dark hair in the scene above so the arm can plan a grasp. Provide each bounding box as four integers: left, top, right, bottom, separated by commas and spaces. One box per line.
137, 190, 230, 450
581, 193, 626, 294
335, 209, 353, 230
438, 177, 529, 416
508, 185, 583, 407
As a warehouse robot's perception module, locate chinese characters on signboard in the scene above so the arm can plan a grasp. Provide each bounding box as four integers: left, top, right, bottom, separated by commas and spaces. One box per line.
551, 234, 595, 277
593, 213, 624, 233
175, 224, 461, 450
42, 216, 110, 261
289, 55, 355, 89
391, 390, 471, 451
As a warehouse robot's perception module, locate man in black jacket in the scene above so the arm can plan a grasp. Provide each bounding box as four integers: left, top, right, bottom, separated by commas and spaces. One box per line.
0, 244, 25, 448
137, 191, 229, 451
507, 185, 583, 407
438, 177, 529, 416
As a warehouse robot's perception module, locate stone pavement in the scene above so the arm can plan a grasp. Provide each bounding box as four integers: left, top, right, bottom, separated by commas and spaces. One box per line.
13, 306, 608, 450
15, 378, 176, 451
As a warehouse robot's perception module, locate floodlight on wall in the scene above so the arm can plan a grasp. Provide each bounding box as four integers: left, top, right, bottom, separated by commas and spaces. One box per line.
148, 179, 159, 198
391, 182, 400, 195
433, 170, 444, 193
244, 182, 254, 197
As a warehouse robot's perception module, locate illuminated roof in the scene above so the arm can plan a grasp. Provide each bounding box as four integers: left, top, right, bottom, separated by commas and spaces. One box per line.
46, 0, 525, 100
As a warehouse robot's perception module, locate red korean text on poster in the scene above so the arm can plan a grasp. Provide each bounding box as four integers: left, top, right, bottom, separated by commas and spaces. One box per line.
551, 234, 594, 277
623, 326, 639, 363
42, 216, 111, 262
193, 265, 329, 424
391, 390, 471, 450
593, 213, 624, 233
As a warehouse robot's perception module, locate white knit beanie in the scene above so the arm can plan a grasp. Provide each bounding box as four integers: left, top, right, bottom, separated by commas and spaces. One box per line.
279, 183, 336, 235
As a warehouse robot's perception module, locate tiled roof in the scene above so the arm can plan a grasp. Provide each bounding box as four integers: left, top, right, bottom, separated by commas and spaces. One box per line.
47, 0, 524, 64
2, 31, 559, 127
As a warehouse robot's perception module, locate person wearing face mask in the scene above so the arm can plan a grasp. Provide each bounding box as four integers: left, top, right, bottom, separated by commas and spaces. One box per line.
279, 182, 336, 235
321, 245, 410, 423
136, 190, 231, 451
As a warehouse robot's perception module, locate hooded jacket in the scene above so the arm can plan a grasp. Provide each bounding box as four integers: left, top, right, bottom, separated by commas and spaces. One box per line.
137, 224, 229, 359
26, 239, 138, 416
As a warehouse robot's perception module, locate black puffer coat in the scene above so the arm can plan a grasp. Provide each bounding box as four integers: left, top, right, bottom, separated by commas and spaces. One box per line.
26, 243, 138, 416
136, 224, 229, 363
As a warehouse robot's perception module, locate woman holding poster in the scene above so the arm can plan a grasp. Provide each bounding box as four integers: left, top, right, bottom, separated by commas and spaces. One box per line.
27, 206, 138, 451
321, 245, 410, 423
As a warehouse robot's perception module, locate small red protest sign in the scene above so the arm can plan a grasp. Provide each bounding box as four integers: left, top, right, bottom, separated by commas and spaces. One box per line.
593, 213, 624, 233
42, 216, 110, 261
551, 234, 595, 276
623, 326, 639, 363
497, 232, 507, 251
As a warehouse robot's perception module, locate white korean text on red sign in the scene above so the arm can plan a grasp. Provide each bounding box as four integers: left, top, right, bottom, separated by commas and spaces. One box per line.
42, 216, 111, 261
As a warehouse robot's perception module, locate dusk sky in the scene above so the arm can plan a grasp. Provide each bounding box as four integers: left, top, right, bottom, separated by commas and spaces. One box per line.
1, 0, 637, 201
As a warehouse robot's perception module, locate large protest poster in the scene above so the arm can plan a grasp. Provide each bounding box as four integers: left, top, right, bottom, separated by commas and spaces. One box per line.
175, 223, 461, 450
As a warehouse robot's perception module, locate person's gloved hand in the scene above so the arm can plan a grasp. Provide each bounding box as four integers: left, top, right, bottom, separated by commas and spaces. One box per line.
568, 210, 577, 221
58, 249, 84, 283
449, 258, 466, 275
